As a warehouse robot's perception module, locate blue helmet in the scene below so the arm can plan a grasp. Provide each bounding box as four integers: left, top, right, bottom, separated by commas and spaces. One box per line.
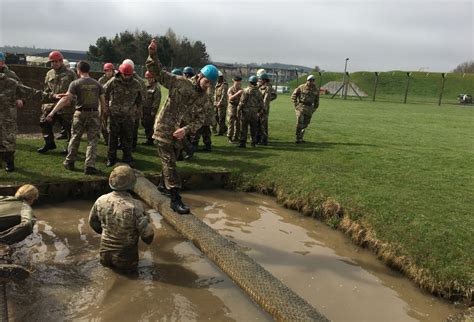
183, 66, 194, 75
0, 52, 5, 61
171, 68, 183, 76
200, 65, 219, 83
248, 75, 258, 83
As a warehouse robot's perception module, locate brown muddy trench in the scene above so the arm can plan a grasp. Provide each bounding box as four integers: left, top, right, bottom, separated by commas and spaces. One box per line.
7, 190, 461, 321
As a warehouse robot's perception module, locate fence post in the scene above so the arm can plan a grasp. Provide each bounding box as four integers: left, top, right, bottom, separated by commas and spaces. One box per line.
344, 72, 350, 100
438, 73, 446, 106
373, 72, 379, 102
404, 72, 412, 104
318, 71, 323, 89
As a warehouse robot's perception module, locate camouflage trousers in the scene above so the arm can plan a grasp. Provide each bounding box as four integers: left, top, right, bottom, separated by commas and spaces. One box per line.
100, 118, 109, 144
39, 104, 72, 148
141, 108, 155, 141
216, 106, 227, 135
100, 248, 139, 273
240, 108, 259, 145
108, 115, 134, 163
65, 111, 100, 167
295, 106, 315, 142
257, 110, 269, 144
0, 108, 17, 152
157, 140, 181, 190
191, 126, 212, 147
227, 104, 240, 142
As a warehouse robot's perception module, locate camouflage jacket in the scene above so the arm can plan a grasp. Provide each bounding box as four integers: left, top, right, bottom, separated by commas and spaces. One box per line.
214, 81, 228, 108
146, 53, 207, 143
291, 82, 319, 109
0, 66, 20, 82
42, 65, 77, 109
144, 82, 161, 113
259, 84, 277, 113
88, 191, 154, 254
227, 85, 243, 107
0, 196, 36, 244
98, 74, 113, 86
237, 84, 264, 113
104, 73, 143, 118
0, 74, 44, 122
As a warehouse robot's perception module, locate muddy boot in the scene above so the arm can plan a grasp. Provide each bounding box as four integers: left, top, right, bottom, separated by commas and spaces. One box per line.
37, 135, 56, 154
170, 188, 190, 215
4, 152, 14, 172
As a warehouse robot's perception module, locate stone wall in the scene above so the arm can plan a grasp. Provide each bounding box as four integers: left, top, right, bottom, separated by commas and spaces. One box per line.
8, 65, 102, 133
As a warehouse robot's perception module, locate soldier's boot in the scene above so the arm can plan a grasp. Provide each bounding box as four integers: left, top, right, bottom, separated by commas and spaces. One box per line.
63, 161, 75, 171
142, 138, 154, 146
56, 128, 68, 140
4, 152, 15, 172
157, 176, 171, 197
37, 135, 56, 154
170, 188, 190, 215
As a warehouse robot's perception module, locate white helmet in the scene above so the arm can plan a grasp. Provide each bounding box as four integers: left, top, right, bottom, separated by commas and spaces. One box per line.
257, 68, 266, 76
218, 70, 223, 77
122, 59, 135, 69
307, 75, 315, 81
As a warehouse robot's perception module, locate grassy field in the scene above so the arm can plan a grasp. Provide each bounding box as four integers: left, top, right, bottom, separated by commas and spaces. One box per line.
2, 94, 473, 301
288, 71, 474, 105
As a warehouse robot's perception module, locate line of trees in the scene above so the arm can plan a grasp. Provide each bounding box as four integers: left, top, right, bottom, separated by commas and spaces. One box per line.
87, 28, 210, 68
452, 60, 474, 73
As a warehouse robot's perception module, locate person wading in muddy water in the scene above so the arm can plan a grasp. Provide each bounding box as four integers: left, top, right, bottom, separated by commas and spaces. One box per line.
146, 38, 218, 214
88, 165, 154, 273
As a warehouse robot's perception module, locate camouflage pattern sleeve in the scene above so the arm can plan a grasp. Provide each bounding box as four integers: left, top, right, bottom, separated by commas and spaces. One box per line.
314, 91, 320, 109
88, 202, 102, 234
104, 78, 114, 103
237, 89, 249, 112
146, 53, 178, 90
182, 99, 208, 135
291, 86, 301, 105
15, 82, 45, 102
257, 90, 265, 114
134, 201, 154, 244
42, 72, 55, 103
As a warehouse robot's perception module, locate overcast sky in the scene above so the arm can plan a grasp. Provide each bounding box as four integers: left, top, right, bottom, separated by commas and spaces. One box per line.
0, 0, 472, 72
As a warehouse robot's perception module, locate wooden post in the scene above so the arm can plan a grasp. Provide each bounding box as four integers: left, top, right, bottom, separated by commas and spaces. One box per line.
295, 68, 299, 88
275, 70, 279, 92
438, 73, 446, 106
373, 72, 379, 102
404, 72, 412, 104
318, 71, 323, 89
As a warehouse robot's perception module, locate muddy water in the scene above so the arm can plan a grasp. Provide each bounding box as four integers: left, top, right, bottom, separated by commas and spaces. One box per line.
183, 190, 462, 322
7, 200, 271, 322
6, 192, 462, 322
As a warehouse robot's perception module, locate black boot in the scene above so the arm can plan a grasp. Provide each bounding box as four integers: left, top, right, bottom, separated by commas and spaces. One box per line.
202, 144, 212, 152
4, 152, 14, 172
170, 188, 190, 214
37, 136, 56, 153
157, 177, 171, 196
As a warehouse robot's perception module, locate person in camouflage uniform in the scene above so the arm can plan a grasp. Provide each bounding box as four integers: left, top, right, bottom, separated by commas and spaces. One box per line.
89, 165, 154, 273
104, 63, 143, 167
0, 74, 45, 172
38, 51, 77, 154
142, 71, 161, 146
237, 75, 264, 148
291, 75, 320, 143
190, 90, 216, 152
214, 71, 228, 135
257, 73, 277, 145
46, 61, 105, 175
227, 75, 243, 144
146, 38, 218, 214
98, 63, 115, 145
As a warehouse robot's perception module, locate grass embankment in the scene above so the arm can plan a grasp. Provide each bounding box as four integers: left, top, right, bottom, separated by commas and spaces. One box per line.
288, 71, 474, 104
2, 95, 473, 302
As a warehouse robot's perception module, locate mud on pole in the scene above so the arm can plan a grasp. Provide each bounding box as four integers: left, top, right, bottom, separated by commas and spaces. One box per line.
132, 173, 329, 322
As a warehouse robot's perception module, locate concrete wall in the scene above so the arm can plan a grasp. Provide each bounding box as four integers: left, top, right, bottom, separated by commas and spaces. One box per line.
8, 65, 102, 133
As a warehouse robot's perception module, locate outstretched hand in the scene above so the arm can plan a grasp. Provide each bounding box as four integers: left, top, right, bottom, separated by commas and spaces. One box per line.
148, 39, 157, 56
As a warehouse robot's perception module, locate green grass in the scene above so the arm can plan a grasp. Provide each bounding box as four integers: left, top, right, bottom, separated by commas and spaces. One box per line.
2, 94, 473, 300
288, 71, 474, 105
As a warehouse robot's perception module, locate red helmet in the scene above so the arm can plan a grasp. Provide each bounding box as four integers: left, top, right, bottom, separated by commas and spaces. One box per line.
119, 63, 134, 76
145, 71, 154, 78
48, 51, 63, 62
103, 63, 114, 71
